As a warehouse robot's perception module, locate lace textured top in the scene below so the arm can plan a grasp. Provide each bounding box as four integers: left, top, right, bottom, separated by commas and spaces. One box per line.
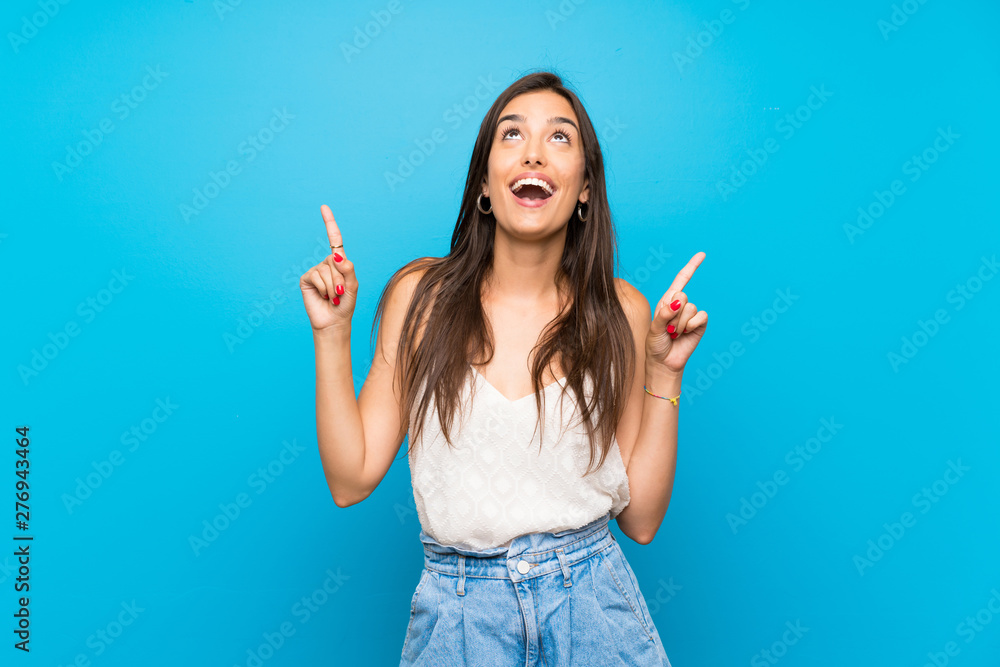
407, 366, 631, 551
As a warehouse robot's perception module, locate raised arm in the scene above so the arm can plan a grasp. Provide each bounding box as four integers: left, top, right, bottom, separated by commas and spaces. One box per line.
300, 204, 427, 507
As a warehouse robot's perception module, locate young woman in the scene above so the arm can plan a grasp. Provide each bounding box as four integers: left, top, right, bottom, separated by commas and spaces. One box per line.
300, 71, 706, 666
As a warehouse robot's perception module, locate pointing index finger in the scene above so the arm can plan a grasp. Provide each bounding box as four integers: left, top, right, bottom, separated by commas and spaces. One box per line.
667, 252, 706, 296
321, 204, 344, 253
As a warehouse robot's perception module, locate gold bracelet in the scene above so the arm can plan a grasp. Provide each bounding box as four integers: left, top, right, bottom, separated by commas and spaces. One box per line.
643, 385, 680, 406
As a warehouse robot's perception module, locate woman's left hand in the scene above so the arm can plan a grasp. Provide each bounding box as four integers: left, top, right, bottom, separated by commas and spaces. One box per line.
646, 252, 708, 374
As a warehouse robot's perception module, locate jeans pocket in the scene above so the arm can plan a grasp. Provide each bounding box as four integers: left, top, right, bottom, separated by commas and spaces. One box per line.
409, 569, 429, 615
401, 569, 430, 659
599, 545, 655, 643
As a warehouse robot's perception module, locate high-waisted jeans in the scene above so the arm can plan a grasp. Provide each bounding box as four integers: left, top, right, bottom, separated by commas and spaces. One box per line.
400, 512, 673, 666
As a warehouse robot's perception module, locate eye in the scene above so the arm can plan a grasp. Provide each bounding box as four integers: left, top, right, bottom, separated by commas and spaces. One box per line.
499, 124, 574, 144
499, 125, 521, 140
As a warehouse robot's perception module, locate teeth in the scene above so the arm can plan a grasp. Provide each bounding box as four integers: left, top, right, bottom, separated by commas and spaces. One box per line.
510, 177, 554, 196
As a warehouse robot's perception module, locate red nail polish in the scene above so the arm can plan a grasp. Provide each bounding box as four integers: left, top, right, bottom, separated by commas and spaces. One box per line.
333, 296, 340, 305
670, 300, 681, 311
670, 332, 678, 339
334, 253, 343, 262
323, 294, 329, 300
667, 324, 675, 334
683, 329, 688, 333
336, 284, 344, 295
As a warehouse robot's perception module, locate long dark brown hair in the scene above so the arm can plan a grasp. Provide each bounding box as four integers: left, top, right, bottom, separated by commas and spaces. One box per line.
369, 70, 635, 477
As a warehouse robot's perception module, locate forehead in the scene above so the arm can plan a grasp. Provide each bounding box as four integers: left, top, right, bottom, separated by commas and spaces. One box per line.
498, 90, 577, 123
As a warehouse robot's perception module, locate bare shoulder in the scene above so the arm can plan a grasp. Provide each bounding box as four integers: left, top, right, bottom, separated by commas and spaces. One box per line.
399, 255, 437, 286
377, 256, 440, 356
385, 256, 438, 310
614, 277, 651, 327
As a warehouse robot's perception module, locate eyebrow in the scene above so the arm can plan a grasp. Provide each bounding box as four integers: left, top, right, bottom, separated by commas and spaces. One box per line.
497, 113, 579, 132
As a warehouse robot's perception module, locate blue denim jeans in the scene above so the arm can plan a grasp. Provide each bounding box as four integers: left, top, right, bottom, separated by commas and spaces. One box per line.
400, 512, 673, 666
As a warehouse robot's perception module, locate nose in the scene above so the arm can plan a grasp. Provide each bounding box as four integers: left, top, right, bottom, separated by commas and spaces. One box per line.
521, 134, 546, 166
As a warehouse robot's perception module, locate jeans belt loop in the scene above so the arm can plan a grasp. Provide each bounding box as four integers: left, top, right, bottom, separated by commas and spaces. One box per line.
555, 547, 572, 588
456, 554, 466, 596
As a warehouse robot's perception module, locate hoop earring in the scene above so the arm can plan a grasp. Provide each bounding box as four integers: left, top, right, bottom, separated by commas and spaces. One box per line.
576, 202, 588, 221
477, 193, 492, 215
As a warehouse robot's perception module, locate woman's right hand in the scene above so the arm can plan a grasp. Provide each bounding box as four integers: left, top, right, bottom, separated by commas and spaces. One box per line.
300, 205, 358, 333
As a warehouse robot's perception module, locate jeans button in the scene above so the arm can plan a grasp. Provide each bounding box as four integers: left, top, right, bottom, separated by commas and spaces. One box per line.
516, 560, 531, 574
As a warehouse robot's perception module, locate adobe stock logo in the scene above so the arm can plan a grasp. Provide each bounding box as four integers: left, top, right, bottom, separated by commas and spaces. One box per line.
716, 85, 833, 201
394, 492, 418, 526
672, 0, 753, 73
681, 288, 799, 404
726, 417, 843, 534
54, 600, 145, 666
628, 246, 671, 289
179, 107, 294, 223
921, 588, 1000, 667
51, 65, 169, 182
223, 289, 288, 353
843, 126, 959, 244
384, 75, 501, 191
852, 459, 969, 576
340, 1, 403, 63
188, 439, 306, 556
877, 0, 932, 41
232, 566, 350, 667
7, 0, 72, 54
887, 254, 996, 372
18, 269, 134, 386
546, 0, 587, 30
750, 620, 809, 667
645, 577, 682, 615
61, 397, 179, 514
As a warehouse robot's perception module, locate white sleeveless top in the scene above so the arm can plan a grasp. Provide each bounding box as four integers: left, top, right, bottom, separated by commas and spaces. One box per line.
408, 366, 631, 551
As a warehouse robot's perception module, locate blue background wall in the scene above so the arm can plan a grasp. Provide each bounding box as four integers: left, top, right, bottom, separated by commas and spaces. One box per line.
3, 0, 998, 665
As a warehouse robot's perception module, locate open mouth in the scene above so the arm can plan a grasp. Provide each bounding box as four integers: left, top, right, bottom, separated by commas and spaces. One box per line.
509, 177, 555, 207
